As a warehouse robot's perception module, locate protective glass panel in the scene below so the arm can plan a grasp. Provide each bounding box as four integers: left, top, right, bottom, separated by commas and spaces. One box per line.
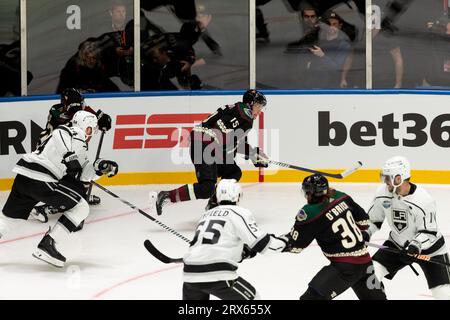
0, 0, 21, 96
372, 0, 448, 89
27, 0, 134, 95
256, 0, 366, 89
139, 0, 249, 91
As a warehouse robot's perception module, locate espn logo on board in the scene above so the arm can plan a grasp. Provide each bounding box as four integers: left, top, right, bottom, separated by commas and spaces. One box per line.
113, 113, 209, 149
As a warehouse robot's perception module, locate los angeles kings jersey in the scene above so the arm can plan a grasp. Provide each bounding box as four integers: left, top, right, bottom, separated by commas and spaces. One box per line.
14, 125, 98, 183
367, 183, 447, 256
183, 205, 286, 283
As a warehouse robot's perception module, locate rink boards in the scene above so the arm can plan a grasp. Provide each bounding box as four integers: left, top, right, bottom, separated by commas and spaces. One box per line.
1, 90, 450, 189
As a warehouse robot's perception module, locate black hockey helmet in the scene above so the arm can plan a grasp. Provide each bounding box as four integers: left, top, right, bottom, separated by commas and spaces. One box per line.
60, 88, 84, 110
242, 89, 267, 107
302, 174, 329, 203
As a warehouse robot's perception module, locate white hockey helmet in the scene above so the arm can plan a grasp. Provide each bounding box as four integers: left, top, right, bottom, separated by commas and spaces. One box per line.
72, 110, 98, 139
381, 156, 411, 187
216, 179, 242, 204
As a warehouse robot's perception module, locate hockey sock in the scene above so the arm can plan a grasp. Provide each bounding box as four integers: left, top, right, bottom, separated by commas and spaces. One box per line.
169, 184, 196, 203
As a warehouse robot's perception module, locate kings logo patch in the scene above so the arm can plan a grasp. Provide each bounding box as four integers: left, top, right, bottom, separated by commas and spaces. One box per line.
392, 209, 408, 233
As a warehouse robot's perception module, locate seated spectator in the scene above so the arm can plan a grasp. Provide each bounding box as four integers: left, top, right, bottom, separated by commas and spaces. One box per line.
141, 23, 202, 90
56, 40, 119, 93
286, 6, 320, 53
299, 11, 351, 88
97, 1, 134, 86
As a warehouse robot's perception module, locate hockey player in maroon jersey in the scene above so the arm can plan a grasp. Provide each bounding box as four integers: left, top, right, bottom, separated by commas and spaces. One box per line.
150, 89, 269, 215
282, 174, 387, 300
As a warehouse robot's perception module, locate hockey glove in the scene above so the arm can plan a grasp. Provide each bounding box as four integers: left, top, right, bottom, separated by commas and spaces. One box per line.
62, 151, 82, 178
399, 240, 421, 264
96, 110, 112, 131
240, 244, 257, 262
94, 159, 119, 177
404, 240, 421, 256
247, 147, 269, 168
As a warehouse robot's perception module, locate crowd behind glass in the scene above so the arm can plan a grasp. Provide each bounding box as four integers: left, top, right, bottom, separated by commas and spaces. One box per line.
1, 0, 449, 96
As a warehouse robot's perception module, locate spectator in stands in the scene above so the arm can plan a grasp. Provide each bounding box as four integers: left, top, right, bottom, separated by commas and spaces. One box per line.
97, 0, 134, 86
299, 11, 351, 88
56, 40, 119, 93
141, 24, 202, 90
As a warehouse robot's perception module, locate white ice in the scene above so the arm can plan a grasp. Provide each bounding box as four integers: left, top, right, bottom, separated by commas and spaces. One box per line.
1, 182, 449, 300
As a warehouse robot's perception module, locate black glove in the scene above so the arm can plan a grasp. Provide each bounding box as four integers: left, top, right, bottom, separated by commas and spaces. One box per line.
94, 159, 119, 177
240, 245, 257, 262
362, 230, 371, 242
404, 240, 421, 256
62, 151, 82, 178
247, 147, 269, 168
96, 110, 112, 131
399, 240, 421, 265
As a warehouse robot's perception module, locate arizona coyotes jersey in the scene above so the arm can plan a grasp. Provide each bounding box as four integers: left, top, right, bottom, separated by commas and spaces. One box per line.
14, 125, 98, 183
367, 183, 447, 256
285, 190, 371, 264
183, 205, 286, 283
191, 102, 254, 154
37, 103, 96, 146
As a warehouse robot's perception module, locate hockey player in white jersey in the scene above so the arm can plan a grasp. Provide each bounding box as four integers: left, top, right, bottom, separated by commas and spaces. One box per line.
0, 111, 118, 268
182, 179, 287, 300
363, 156, 450, 299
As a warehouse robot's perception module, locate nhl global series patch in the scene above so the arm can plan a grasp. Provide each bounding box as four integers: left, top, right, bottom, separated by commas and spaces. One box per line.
296, 209, 307, 222
392, 209, 408, 233
382, 200, 391, 209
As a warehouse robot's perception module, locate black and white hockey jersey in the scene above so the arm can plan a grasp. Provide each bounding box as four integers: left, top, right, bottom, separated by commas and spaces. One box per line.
13, 125, 98, 183
183, 204, 286, 283
367, 183, 447, 257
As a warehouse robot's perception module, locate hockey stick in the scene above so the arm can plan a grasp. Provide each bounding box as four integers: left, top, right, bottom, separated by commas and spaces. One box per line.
259, 155, 363, 179
86, 130, 105, 200
143, 239, 184, 263
366, 242, 450, 267
91, 181, 191, 243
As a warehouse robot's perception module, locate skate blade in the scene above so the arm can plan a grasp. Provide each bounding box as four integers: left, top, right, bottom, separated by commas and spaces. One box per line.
32, 249, 64, 268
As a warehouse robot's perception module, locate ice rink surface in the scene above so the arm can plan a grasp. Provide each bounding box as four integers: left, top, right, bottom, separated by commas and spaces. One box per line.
1, 182, 449, 300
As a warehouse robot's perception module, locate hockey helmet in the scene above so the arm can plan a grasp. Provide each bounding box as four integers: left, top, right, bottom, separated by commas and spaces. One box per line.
243, 89, 267, 108
61, 88, 85, 110
302, 174, 329, 203
216, 179, 243, 204
72, 110, 98, 139
381, 156, 410, 187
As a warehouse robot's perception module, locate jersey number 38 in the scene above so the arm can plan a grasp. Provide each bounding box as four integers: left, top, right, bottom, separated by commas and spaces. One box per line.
332, 211, 363, 249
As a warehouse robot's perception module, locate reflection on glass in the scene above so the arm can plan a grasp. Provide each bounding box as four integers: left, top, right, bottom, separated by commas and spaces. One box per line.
256, 0, 365, 89
139, 0, 249, 90
0, 0, 24, 96
27, 0, 133, 95
372, 0, 447, 89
